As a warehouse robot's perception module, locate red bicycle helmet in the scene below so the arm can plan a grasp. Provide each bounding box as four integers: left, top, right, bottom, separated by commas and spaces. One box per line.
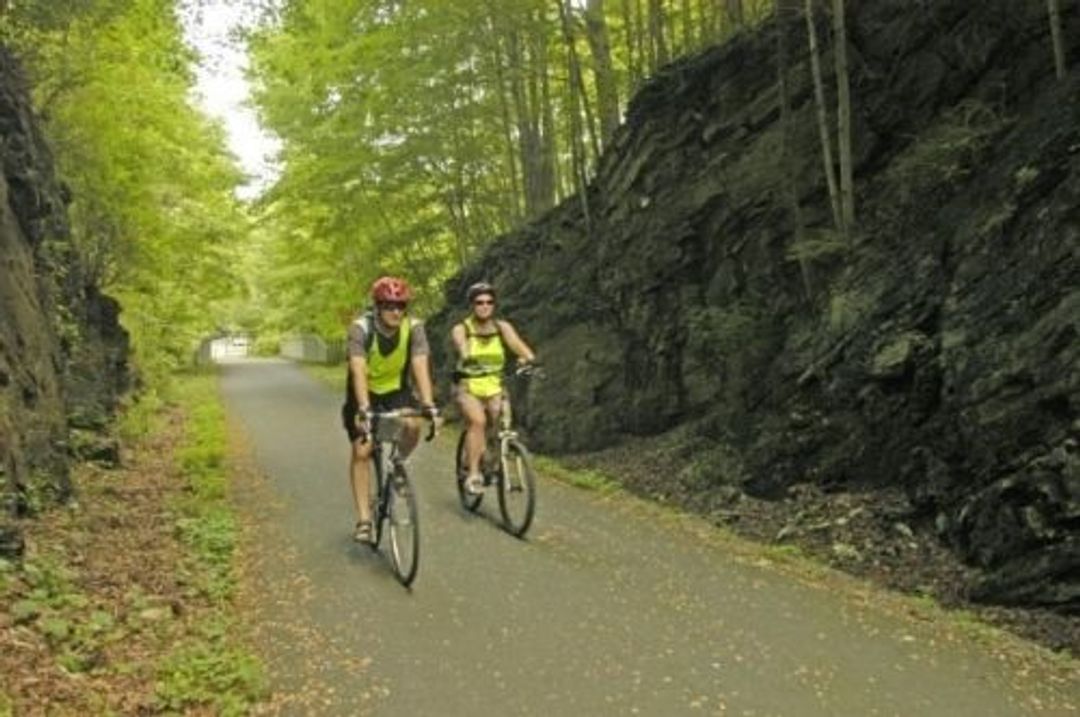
371, 276, 413, 303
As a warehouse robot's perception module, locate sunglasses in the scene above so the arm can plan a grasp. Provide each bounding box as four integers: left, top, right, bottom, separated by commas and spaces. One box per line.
378, 302, 407, 312
473, 299, 494, 306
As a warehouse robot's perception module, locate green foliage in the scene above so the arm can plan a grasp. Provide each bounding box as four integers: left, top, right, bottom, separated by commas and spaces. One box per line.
301, 363, 347, 392
243, 0, 757, 339
153, 374, 265, 711
6, 555, 124, 674
763, 543, 806, 562
175, 511, 236, 600
533, 455, 620, 494
686, 302, 764, 361
886, 99, 1005, 204
20, 471, 64, 515
0, 559, 12, 595
827, 288, 874, 335
6, 0, 250, 387
172, 375, 236, 601
786, 228, 848, 263
117, 388, 167, 442
677, 443, 747, 487
155, 635, 266, 716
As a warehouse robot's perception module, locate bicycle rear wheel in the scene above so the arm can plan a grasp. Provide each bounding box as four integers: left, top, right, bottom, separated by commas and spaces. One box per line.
455, 430, 483, 512
387, 464, 420, 587
497, 438, 536, 538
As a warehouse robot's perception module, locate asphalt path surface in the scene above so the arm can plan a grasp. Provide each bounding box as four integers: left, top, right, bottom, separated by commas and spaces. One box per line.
220, 358, 1078, 716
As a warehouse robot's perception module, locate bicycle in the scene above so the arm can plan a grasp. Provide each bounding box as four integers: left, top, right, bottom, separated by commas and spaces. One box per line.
365, 408, 437, 587
454, 363, 542, 538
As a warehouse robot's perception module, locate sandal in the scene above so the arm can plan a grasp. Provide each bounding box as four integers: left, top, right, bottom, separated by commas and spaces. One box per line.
353, 520, 374, 543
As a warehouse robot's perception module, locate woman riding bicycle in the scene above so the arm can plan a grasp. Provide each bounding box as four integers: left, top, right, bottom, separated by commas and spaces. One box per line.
450, 282, 537, 496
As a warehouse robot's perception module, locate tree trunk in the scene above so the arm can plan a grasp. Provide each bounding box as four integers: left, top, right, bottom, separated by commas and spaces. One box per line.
641, 0, 656, 73
1047, 0, 1067, 79
697, 0, 714, 45
648, 0, 669, 70
681, 0, 693, 51
726, 0, 744, 28
832, 0, 855, 239
621, 0, 642, 88
585, 0, 621, 148
804, 0, 843, 236
536, 12, 559, 208
508, 28, 544, 218
557, 0, 592, 229
776, 8, 814, 304
485, 9, 523, 222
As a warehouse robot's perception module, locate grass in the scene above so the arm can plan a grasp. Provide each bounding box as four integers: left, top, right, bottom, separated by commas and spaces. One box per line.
299, 362, 346, 392
0, 373, 264, 713
533, 455, 621, 494
155, 373, 266, 712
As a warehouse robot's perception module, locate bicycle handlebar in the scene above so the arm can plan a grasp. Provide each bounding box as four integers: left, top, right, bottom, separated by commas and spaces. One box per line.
456, 361, 545, 380
367, 408, 440, 442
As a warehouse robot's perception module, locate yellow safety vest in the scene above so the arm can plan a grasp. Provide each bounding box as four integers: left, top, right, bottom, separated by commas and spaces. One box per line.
366, 316, 412, 396
462, 316, 505, 398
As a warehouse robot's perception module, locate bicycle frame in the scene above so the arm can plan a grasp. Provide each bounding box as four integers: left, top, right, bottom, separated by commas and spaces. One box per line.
455, 364, 540, 536
365, 408, 436, 587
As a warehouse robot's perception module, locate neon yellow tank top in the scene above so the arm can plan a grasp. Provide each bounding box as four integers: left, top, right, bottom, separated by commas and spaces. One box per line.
462, 316, 505, 398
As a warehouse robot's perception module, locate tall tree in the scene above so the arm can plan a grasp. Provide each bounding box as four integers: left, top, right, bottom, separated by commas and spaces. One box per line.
558, 0, 592, 226
804, 0, 843, 237
726, 0, 744, 28
1047, 0, 1067, 79
832, 0, 855, 238
8, 0, 248, 372
648, 0, 669, 71
621, 0, 642, 88
775, 3, 813, 303
584, 0, 620, 147
680, 0, 693, 50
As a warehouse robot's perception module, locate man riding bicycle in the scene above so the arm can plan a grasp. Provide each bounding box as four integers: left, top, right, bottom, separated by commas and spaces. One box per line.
344, 276, 438, 543
450, 282, 537, 496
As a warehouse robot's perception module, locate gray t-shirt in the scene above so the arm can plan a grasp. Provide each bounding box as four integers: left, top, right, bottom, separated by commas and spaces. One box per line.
347, 314, 430, 360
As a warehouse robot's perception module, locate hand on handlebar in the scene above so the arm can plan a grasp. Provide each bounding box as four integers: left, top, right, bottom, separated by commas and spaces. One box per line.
353, 409, 372, 439
420, 404, 441, 441
515, 359, 545, 378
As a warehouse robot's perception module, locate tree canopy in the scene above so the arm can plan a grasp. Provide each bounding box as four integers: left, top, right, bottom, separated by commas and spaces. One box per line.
3, 0, 251, 380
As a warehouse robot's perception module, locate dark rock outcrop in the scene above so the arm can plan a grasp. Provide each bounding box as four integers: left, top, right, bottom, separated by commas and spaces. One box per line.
430, 0, 1080, 614
0, 46, 129, 556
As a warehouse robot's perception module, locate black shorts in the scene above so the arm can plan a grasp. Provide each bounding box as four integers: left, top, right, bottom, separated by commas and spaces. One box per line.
342, 390, 417, 443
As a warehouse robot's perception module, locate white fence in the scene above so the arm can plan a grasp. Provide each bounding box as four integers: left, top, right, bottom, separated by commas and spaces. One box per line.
280, 334, 346, 363
195, 335, 251, 364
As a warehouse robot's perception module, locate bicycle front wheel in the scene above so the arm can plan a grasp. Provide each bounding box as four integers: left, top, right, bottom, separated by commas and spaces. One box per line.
387, 464, 420, 587
370, 450, 388, 550
455, 430, 483, 512
497, 438, 536, 538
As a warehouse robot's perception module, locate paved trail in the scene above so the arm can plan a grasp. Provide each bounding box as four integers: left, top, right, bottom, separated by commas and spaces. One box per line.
220, 359, 1078, 716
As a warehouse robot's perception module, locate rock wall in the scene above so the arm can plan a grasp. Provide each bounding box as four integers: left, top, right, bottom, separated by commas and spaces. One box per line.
430, 0, 1079, 612
0, 47, 128, 556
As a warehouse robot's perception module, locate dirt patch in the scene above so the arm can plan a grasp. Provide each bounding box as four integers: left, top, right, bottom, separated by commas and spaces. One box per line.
0, 411, 215, 715
560, 429, 1080, 658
